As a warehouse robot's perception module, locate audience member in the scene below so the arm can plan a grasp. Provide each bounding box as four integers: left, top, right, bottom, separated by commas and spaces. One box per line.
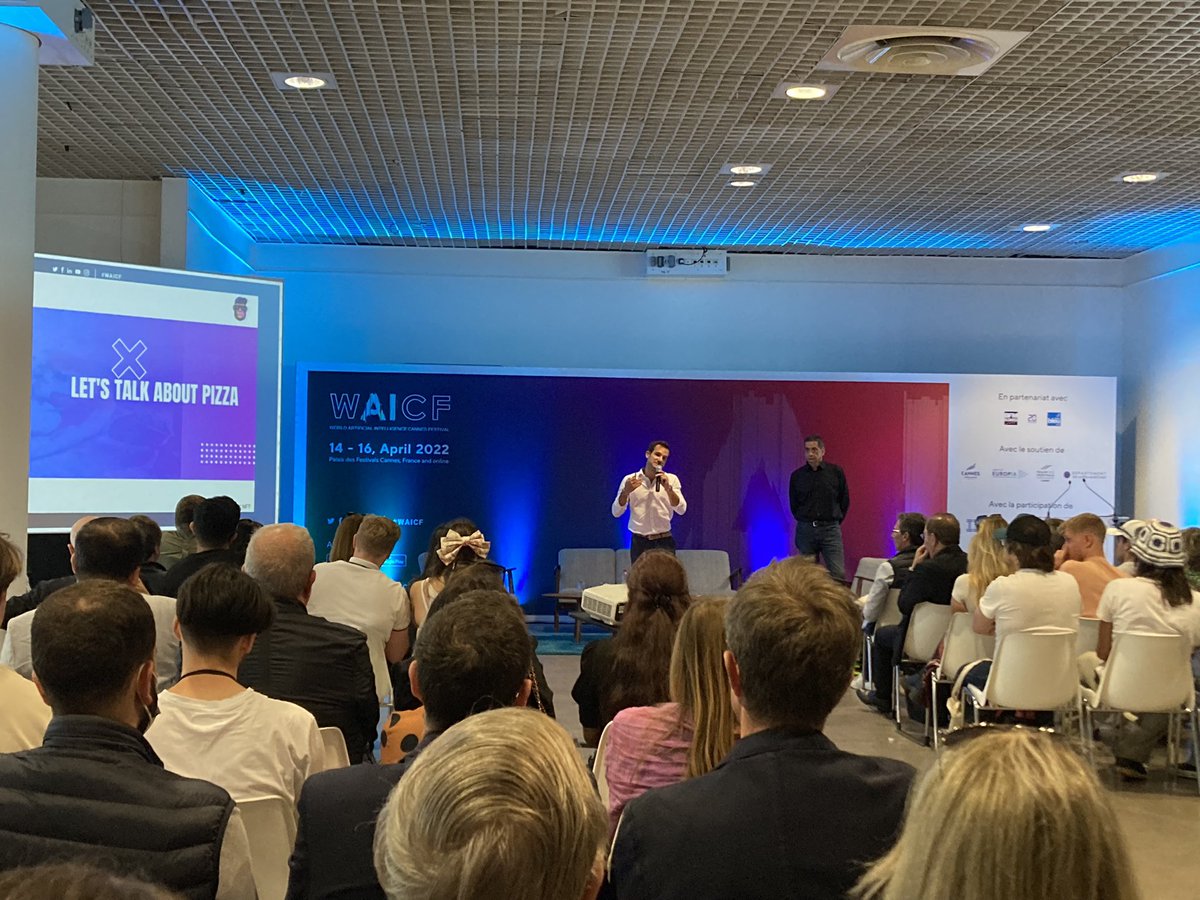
0, 582, 254, 898
950, 514, 1011, 613
1045, 516, 1066, 553
860, 513, 967, 716
159, 494, 204, 568
609, 558, 914, 899
129, 514, 167, 595
0, 862, 182, 899
288, 590, 533, 898
853, 727, 1139, 900
146, 564, 325, 811
603, 596, 735, 834
374, 708, 606, 900
1110, 519, 1144, 575
1, 515, 93, 629
860, 512, 925, 633
158, 496, 243, 598
573, 550, 690, 745
230, 518, 261, 561
309, 515, 411, 704
1057, 512, 1129, 617
328, 513, 363, 563
239, 523, 378, 763
409, 519, 489, 627
1080, 520, 1200, 780
1183, 526, 1200, 591
2, 518, 180, 690
0, 534, 50, 752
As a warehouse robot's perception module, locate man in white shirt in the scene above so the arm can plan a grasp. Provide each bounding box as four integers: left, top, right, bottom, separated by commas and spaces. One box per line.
309, 514, 411, 704
147, 563, 325, 813
1, 518, 180, 690
612, 440, 687, 564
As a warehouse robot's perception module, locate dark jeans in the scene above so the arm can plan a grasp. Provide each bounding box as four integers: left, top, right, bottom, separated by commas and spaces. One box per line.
631, 533, 676, 566
870, 624, 902, 712
794, 520, 845, 582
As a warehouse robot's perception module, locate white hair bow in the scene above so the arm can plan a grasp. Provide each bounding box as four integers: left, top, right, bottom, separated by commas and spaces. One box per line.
437, 529, 491, 564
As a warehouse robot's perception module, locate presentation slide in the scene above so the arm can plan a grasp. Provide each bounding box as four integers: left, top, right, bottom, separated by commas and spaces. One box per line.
296, 366, 950, 604
30, 255, 282, 530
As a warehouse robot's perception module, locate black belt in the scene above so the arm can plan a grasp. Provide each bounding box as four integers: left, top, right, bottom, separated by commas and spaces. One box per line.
804, 519, 839, 527
638, 531, 673, 541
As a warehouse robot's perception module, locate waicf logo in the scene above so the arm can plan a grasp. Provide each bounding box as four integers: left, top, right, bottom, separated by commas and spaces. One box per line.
1036, 465, 1055, 482
961, 463, 981, 480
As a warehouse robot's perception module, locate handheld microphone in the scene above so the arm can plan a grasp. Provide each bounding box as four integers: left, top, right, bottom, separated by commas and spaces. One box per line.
1045, 480, 1072, 520
1080, 478, 1116, 520
654, 464, 662, 492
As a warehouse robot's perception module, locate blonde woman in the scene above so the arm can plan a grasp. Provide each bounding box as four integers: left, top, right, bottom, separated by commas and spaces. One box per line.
950, 514, 1011, 613
601, 597, 737, 834
854, 727, 1140, 900
373, 708, 607, 900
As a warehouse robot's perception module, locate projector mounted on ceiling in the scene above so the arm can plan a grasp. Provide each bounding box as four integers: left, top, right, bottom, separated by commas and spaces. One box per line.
815, 25, 1030, 77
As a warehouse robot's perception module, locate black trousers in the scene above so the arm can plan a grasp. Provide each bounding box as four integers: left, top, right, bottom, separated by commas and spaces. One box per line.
630, 533, 676, 566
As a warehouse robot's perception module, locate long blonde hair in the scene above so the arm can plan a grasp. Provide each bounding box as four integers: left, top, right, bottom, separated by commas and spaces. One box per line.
968, 515, 1012, 600
669, 597, 736, 778
854, 728, 1140, 900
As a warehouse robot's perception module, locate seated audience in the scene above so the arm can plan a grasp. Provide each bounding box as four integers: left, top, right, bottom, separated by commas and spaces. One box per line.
965, 514, 1081, 695
288, 590, 534, 899
158, 496, 243, 597
1, 515, 92, 629
603, 596, 735, 834
374, 708, 606, 900
239, 523, 378, 763
328, 513, 363, 563
230, 518, 262, 561
2, 518, 180, 690
1110, 519, 1144, 575
309, 515, 411, 705
1045, 516, 1066, 554
950, 514, 1010, 614
853, 727, 1139, 900
609, 558, 915, 899
129, 514, 167, 596
159, 493, 204, 568
146, 564, 325, 812
0, 582, 254, 898
1080, 520, 1200, 780
1056, 512, 1129, 617
1183, 526, 1200, 591
409, 518, 488, 628
573, 550, 690, 745
860, 513, 967, 716
0, 534, 50, 752
860, 512, 925, 632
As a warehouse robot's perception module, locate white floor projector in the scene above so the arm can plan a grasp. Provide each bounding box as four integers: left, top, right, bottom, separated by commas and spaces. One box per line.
580, 583, 629, 625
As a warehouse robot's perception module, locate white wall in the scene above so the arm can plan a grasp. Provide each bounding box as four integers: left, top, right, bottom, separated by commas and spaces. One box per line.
35, 178, 161, 266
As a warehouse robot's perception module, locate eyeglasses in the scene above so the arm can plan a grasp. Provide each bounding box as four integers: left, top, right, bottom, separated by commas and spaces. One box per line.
940, 722, 1075, 751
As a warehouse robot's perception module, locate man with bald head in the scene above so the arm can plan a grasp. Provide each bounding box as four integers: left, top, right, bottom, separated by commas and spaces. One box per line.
0, 515, 94, 629
240, 523, 378, 763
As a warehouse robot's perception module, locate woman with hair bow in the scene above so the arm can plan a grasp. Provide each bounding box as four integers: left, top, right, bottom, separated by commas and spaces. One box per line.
408, 518, 490, 629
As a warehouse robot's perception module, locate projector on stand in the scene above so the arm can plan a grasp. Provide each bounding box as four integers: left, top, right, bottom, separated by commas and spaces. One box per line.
580, 583, 629, 625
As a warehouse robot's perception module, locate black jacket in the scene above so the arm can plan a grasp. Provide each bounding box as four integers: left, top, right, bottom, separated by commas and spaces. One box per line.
1, 575, 75, 628
238, 596, 378, 762
897, 545, 968, 617
0, 716, 233, 900
158, 549, 244, 598
609, 728, 914, 899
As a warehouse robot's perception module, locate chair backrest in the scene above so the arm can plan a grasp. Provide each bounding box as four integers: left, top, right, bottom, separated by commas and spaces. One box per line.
983, 629, 1079, 710
938, 612, 994, 678
852, 557, 887, 594
1076, 617, 1100, 654
237, 796, 297, 900
1096, 632, 1193, 712
559, 549, 617, 592
615, 549, 631, 582
902, 603, 953, 662
318, 726, 351, 770
676, 550, 733, 594
876, 589, 902, 629
417, 551, 428, 573
592, 721, 613, 807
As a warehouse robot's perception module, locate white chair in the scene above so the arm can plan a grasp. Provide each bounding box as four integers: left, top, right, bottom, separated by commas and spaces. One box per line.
319, 726, 351, 770
863, 588, 901, 686
892, 602, 953, 729
1080, 632, 1199, 793
1076, 617, 1101, 654
931, 613, 995, 751
592, 721, 613, 808
676, 549, 741, 594
238, 796, 297, 900
851, 556, 886, 595
966, 629, 1082, 739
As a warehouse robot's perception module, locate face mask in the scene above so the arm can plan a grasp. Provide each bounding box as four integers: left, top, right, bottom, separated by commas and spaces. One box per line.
136, 676, 160, 735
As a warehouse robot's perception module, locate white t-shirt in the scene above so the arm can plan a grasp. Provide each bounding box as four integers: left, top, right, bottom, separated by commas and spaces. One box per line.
146, 688, 325, 812
1097, 577, 1200, 646
309, 558, 411, 704
951, 573, 984, 613
978, 569, 1081, 652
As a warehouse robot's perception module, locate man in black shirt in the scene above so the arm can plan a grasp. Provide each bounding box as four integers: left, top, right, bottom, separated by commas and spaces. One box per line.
788, 434, 850, 582
157, 496, 243, 597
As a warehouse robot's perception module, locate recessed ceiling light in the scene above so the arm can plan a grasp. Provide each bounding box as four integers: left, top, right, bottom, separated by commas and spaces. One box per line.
785, 85, 828, 100
719, 163, 772, 176
1118, 171, 1163, 184
729, 180, 758, 188
1021, 223, 1054, 233
271, 71, 337, 92
285, 75, 326, 89
729, 165, 764, 175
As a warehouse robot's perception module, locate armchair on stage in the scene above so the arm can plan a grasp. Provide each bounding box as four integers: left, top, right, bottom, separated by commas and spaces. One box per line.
545, 548, 742, 636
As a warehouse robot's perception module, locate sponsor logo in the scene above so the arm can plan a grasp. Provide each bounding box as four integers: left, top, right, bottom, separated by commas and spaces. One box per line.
1026, 413, 1038, 424
1004, 411, 1019, 426
1036, 465, 1055, 482
1047, 411, 1062, 426
233, 296, 249, 322
991, 468, 1028, 480
961, 464, 981, 480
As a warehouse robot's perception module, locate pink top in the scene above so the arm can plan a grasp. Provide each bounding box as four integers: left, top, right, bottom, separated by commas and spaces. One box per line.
603, 702, 693, 834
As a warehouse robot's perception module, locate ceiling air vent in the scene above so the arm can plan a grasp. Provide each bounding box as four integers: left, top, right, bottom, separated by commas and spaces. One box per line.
815, 26, 1030, 77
